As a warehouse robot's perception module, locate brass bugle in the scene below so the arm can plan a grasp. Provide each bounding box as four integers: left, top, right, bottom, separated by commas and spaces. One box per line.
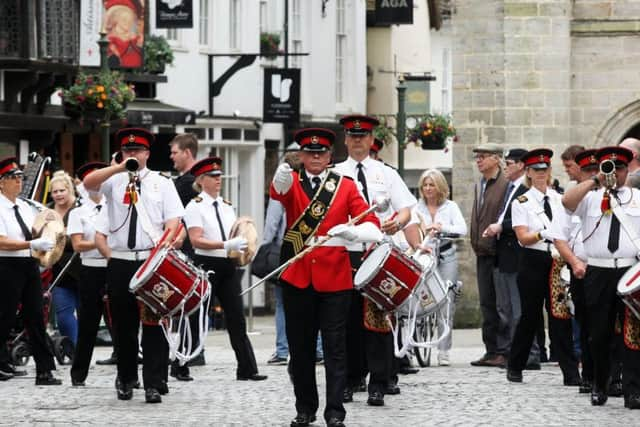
599, 159, 616, 188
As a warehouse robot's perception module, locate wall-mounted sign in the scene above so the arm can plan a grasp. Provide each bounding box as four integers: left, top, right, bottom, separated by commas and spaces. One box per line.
156, 0, 193, 28
374, 0, 414, 25
263, 69, 301, 124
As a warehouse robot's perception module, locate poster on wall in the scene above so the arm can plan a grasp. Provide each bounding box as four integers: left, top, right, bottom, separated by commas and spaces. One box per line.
79, 0, 145, 69
156, 0, 193, 28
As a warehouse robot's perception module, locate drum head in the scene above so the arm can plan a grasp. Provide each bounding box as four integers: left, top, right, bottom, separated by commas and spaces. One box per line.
129, 248, 166, 291
618, 262, 640, 295
354, 243, 391, 289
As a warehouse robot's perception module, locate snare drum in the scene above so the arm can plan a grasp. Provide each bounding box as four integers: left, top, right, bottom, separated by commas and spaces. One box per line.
617, 262, 640, 320
354, 242, 447, 317
129, 247, 200, 317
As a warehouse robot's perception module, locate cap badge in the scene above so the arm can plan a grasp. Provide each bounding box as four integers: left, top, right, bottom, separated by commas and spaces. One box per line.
539, 154, 545, 162
311, 136, 319, 143
128, 134, 136, 143
590, 155, 597, 164
611, 153, 617, 160
353, 120, 361, 129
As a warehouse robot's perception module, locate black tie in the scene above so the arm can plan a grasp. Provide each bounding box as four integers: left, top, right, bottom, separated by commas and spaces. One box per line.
13, 205, 32, 241
96, 204, 102, 212
213, 200, 227, 241
543, 195, 553, 221
127, 178, 139, 249
356, 163, 370, 204
312, 176, 321, 190
608, 191, 620, 253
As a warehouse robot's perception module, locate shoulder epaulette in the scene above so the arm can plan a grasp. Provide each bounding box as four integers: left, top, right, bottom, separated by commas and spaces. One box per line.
223, 199, 232, 206
517, 195, 528, 203
159, 171, 173, 179
383, 161, 397, 171
193, 196, 203, 203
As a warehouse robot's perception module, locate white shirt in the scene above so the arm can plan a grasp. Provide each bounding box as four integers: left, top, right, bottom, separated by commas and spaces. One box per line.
550, 208, 586, 262
95, 168, 184, 251
0, 194, 36, 257
67, 197, 106, 260
412, 199, 468, 237
184, 191, 237, 257
570, 186, 640, 259
512, 186, 563, 249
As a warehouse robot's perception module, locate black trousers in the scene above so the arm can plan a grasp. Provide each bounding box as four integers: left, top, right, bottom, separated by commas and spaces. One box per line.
508, 249, 578, 380
583, 266, 640, 395
477, 255, 503, 356
107, 258, 168, 390
70, 265, 108, 382
195, 255, 258, 377
283, 284, 351, 423
0, 257, 56, 372
569, 272, 593, 382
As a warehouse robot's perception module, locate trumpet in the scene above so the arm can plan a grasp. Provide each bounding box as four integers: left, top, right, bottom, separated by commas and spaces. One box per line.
599, 159, 617, 189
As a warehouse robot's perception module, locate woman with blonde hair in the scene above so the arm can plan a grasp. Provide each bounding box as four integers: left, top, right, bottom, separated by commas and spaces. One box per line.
48, 170, 81, 346
413, 168, 467, 366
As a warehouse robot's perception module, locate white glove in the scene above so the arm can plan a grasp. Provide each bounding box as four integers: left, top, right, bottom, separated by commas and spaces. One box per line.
30, 238, 54, 252
223, 237, 248, 253
327, 224, 358, 241
352, 222, 383, 243
273, 163, 293, 194
539, 229, 552, 242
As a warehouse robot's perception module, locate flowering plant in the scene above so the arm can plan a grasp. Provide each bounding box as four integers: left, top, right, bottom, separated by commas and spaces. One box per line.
143, 35, 174, 74
260, 32, 281, 60
59, 71, 136, 122
407, 113, 458, 151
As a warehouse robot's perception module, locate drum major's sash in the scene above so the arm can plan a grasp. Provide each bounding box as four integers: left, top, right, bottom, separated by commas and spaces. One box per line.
280, 171, 343, 262
549, 257, 572, 320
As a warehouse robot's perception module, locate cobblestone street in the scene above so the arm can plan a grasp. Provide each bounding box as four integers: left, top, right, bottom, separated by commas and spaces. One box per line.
0, 317, 636, 426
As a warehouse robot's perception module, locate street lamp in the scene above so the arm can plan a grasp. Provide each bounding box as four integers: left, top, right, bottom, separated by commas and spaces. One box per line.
396, 74, 407, 178
97, 31, 111, 162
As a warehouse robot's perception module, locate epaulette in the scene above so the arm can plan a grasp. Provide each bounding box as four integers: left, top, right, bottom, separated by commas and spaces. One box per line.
517, 195, 528, 203
383, 161, 397, 171
159, 171, 173, 179
223, 199, 232, 206
193, 196, 203, 203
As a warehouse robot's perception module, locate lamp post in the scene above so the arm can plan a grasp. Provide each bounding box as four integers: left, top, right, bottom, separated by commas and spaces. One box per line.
396, 74, 407, 178
97, 31, 111, 162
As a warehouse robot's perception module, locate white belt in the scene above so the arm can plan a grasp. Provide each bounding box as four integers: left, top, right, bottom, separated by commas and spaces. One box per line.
82, 258, 108, 267
0, 250, 31, 257
527, 241, 553, 253
111, 250, 152, 261
195, 248, 227, 258
587, 257, 637, 269
307, 236, 349, 247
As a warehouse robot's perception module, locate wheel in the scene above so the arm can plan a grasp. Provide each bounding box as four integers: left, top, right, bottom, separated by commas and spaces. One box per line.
413, 314, 437, 367
10, 341, 31, 366
50, 335, 75, 365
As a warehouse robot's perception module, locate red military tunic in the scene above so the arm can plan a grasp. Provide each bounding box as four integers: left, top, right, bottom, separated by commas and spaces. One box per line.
270, 172, 379, 292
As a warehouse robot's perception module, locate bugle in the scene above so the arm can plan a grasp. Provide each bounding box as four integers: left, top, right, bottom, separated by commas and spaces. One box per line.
600, 159, 617, 189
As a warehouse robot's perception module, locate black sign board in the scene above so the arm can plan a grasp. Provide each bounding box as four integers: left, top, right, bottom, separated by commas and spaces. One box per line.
156, 0, 193, 29
263, 68, 301, 124
374, 0, 413, 25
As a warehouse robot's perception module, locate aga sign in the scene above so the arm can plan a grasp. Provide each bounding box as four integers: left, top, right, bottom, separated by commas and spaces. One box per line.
375, 0, 413, 25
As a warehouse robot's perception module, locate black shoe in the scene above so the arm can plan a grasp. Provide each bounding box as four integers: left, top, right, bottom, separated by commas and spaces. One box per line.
35, 371, 62, 386
71, 378, 85, 386
267, 354, 288, 365
158, 381, 169, 395
625, 394, 640, 409
524, 362, 541, 371
236, 373, 267, 381
0, 363, 27, 377
327, 417, 345, 427
145, 388, 162, 404
187, 353, 205, 367
0, 371, 12, 381
170, 366, 194, 382
96, 353, 117, 365
608, 381, 623, 397
470, 353, 491, 366
115, 378, 133, 400
367, 391, 385, 406
579, 380, 593, 394
506, 369, 523, 383
564, 376, 581, 387
342, 388, 353, 403
385, 383, 400, 395
290, 413, 316, 427
398, 366, 419, 375
591, 389, 608, 406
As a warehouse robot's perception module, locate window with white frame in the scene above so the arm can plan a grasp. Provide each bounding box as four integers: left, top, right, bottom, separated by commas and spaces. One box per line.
335, 0, 346, 103
199, 0, 210, 46
166, 28, 179, 42
230, 0, 241, 50
291, 0, 302, 68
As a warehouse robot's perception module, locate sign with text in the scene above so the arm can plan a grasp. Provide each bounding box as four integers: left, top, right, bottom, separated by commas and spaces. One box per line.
374, 0, 413, 25
156, 0, 193, 28
263, 69, 301, 124
79, 0, 103, 66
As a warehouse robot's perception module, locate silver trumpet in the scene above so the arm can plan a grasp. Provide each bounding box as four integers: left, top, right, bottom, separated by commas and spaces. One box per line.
600, 159, 617, 189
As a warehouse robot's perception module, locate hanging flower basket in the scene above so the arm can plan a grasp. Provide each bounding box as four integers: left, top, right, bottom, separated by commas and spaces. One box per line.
260, 32, 281, 60
420, 134, 447, 150
407, 113, 458, 151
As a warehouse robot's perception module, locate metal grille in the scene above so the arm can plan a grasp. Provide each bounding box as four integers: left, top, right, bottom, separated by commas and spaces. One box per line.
38, 0, 79, 63
0, 0, 22, 57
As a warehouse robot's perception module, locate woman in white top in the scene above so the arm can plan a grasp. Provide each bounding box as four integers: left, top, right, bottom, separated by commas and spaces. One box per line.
413, 169, 467, 366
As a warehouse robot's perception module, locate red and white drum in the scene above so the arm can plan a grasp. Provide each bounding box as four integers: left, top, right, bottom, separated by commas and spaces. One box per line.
617, 262, 640, 320
129, 247, 201, 318
182, 274, 211, 316
354, 242, 447, 317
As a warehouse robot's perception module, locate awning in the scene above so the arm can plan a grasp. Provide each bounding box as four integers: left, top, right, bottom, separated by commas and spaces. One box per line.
126, 99, 196, 126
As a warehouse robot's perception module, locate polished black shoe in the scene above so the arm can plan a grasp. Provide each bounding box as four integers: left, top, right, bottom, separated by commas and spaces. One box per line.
170, 366, 194, 382
506, 369, 523, 383
564, 376, 581, 387
115, 378, 133, 400
0, 371, 12, 381
470, 353, 491, 366
524, 362, 541, 371
608, 381, 623, 397
579, 380, 593, 394
0, 363, 27, 377
236, 373, 267, 381
591, 390, 608, 406
290, 413, 316, 427
625, 394, 640, 409
385, 383, 401, 395
342, 388, 353, 403
326, 417, 345, 427
398, 366, 419, 375
158, 381, 169, 395
367, 391, 385, 406
96, 353, 117, 365
145, 388, 162, 404
71, 378, 85, 386
35, 371, 62, 386
187, 352, 205, 367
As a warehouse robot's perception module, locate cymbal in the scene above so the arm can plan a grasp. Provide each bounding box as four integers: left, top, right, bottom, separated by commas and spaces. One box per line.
228, 216, 258, 266
31, 208, 66, 268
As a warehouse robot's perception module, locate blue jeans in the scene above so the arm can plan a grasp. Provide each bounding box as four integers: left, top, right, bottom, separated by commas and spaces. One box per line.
52, 287, 78, 345
274, 284, 323, 358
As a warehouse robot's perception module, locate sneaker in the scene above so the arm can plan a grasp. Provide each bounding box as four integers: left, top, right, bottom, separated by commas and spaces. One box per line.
438, 351, 450, 366
267, 354, 288, 365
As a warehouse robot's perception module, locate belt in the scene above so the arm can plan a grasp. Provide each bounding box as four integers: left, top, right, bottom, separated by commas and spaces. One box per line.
587, 257, 637, 269
195, 248, 227, 258
111, 250, 152, 261
439, 241, 453, 252
527, 241, 553, 253
307, 236, 348, 247
82, 258, 107, 267
0, 250, 31, 257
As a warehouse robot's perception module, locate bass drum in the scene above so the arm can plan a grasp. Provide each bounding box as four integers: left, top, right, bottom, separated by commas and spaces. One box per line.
228, 216, 258, 266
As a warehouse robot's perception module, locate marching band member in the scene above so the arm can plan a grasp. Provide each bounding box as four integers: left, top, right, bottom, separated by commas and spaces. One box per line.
0, 157, 61, 385
84, 128, 184, 404
68, 162, 108, 386
333, 115, 417, 407
271, 128, 381, 427
184, 157, 266, 382
414, 169, 467, 366
562, 146, 640, 409
506, 149, 580, 386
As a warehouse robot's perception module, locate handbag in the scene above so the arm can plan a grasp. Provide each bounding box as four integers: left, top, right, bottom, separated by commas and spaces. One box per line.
250, 240, 282, 279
